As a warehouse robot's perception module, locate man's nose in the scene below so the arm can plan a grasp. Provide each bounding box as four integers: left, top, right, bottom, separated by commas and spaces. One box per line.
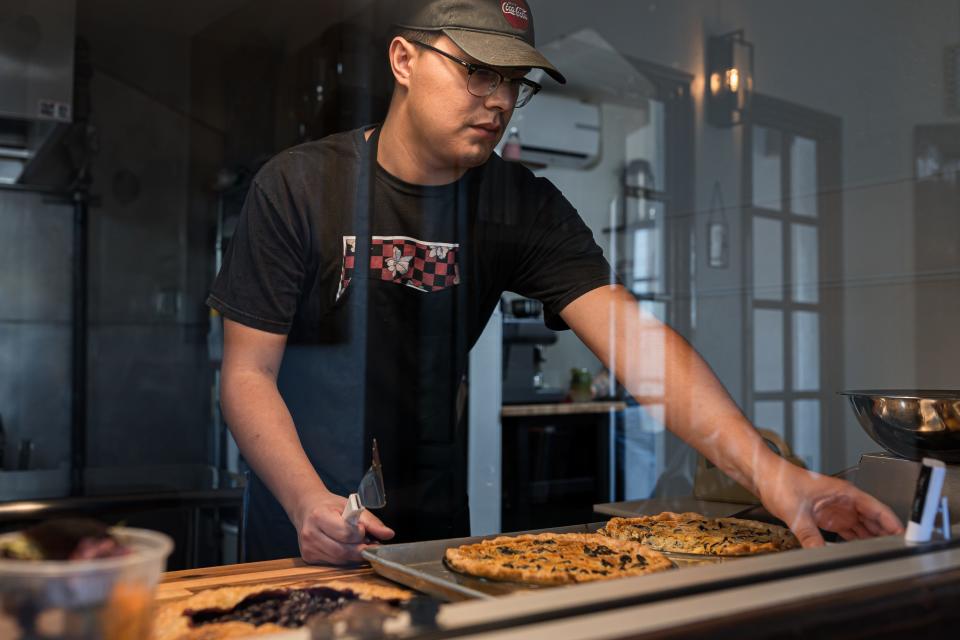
483, 81, 516, 112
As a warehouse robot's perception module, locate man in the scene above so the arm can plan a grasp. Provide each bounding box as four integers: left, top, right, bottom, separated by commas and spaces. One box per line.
209, 0, 903, 564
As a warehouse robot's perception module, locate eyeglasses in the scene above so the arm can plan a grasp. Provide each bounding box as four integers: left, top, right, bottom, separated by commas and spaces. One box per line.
410, 40, 542, 108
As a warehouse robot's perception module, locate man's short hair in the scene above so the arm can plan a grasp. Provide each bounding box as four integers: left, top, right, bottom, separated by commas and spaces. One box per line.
392, 27, 440, 46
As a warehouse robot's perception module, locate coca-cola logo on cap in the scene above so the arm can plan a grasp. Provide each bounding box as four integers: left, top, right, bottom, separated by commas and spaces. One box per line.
501, 1, 530, 30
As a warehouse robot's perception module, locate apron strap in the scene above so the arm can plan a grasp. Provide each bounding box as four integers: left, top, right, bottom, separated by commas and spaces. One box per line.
351, 126, 378, 461
353, 126, 379, 282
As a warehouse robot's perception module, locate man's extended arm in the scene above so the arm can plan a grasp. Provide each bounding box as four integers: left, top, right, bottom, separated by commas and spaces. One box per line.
561, 285, 903, 547
220, 318, 394, 563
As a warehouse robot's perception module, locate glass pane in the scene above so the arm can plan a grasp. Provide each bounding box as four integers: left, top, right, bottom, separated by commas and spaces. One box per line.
793, 400, 821, 471
621, 403, 665, 500
624, 99, 666, 194
650, 100, 667, 194
752, 126, 782, 209
754, 401, 785, 439
625, 177, 665, 224
790, 136, 818, 217
754, 309, 784, 392
753, 217, 783, 300
791, 223, 819, 303
793, 311, 820, 391
640, 300, 668, 324
632, 226, 660, 285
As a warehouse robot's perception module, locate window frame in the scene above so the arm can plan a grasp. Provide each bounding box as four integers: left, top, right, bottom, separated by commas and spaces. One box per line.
742, 94, 844, 472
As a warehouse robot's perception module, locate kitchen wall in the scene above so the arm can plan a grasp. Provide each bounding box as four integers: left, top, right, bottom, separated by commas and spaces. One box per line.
76, 9, 214, 468
0, 192, 73, 472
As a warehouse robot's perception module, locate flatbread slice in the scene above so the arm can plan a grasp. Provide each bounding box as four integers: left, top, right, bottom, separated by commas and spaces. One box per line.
152, 579, 410, 640
444, 532, 673, 585
600, 512, 800, 556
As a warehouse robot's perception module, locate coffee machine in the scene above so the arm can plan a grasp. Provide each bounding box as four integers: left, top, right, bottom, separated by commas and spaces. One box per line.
501, 298, 567, 404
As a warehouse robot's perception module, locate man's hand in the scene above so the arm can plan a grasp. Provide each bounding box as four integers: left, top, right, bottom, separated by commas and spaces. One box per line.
293, 492, 395, 565
760, 462, 904, 547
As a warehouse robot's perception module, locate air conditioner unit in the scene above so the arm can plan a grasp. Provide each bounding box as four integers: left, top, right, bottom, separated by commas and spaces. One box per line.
502, 93, 601, 170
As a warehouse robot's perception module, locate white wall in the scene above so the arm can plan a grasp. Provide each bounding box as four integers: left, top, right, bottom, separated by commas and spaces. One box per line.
530, 0, 960, 470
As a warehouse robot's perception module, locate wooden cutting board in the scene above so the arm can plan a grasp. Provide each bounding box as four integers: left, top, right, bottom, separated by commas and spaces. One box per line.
155, 558, 408, 604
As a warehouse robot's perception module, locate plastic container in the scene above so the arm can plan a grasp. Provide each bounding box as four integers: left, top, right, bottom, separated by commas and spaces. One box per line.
0, 527, 173, 639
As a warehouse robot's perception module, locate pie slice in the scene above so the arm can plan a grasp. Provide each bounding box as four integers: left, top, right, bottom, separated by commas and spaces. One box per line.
152, 579, 411, 640
600, 512, 800, 556
444, 532, 673, 585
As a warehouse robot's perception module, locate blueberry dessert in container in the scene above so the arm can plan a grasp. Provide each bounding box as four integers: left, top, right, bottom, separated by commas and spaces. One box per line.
0, 518, 131, 562
0, 519, 172, 640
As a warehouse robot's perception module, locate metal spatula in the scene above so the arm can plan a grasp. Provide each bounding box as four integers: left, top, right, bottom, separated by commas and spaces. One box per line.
341, 439, 386, 525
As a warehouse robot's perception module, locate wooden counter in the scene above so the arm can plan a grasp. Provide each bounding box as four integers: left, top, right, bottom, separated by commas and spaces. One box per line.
594, 496, 747, 518
156, 557, 405, 604
501, 401, 626, 417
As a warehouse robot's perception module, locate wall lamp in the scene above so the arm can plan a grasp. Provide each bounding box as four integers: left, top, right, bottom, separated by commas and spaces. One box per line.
706, 30, 754, 127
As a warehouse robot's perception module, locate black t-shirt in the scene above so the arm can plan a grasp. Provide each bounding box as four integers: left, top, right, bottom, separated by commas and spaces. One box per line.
208, 126, 612, 344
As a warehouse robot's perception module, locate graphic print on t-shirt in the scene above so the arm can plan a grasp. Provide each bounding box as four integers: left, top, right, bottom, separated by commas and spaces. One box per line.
337, 235, 460, 301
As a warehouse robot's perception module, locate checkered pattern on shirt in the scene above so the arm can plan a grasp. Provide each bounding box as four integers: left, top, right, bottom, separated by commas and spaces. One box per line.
337, 236, 459, 300
336, 238, 357, 301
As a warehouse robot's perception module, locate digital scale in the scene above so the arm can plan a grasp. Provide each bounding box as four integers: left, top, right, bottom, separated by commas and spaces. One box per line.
855, 451, 958, 534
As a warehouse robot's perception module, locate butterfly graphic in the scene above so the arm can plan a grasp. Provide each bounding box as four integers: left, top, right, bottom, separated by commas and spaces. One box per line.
429, 245, 450, 260
386, 246, 412, 278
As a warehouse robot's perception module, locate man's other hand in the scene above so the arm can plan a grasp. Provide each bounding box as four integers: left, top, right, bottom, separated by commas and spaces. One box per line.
761, 463, 904, 547
293, 492, 395, 565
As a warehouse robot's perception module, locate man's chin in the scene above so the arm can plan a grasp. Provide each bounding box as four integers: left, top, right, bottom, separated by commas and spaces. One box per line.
456, 145, 495, 168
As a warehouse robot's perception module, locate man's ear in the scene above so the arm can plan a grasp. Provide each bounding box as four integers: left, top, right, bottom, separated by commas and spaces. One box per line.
388, 37, 418, 88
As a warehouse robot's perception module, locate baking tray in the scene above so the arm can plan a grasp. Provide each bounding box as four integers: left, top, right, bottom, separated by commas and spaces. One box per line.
361, 523, 731, 601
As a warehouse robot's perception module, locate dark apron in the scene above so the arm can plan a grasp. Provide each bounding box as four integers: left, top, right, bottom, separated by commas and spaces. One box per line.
245, 127, 473, 560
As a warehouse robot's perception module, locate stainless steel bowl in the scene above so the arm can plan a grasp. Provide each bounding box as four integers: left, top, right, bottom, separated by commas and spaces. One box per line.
840, 390, 960, 463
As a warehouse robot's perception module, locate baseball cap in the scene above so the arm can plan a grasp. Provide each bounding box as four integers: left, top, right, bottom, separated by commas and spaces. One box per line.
394, 0, 566, 84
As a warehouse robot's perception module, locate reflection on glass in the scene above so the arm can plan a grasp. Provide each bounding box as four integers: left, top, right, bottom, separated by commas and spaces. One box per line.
754, 401, 786, 439
630, 304, 666, 396
641, 300, 668, 324
791, 223, 819, 303
626, 100, 668, 195
752, 126, 782, 210
753, 216, 783, 300
622, 403, 665, 500
754, 309, 784, 392
792, 311, 820, 392
791, 136, 818, 217
793, 399, 821, 471
631, 222, 662, 294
